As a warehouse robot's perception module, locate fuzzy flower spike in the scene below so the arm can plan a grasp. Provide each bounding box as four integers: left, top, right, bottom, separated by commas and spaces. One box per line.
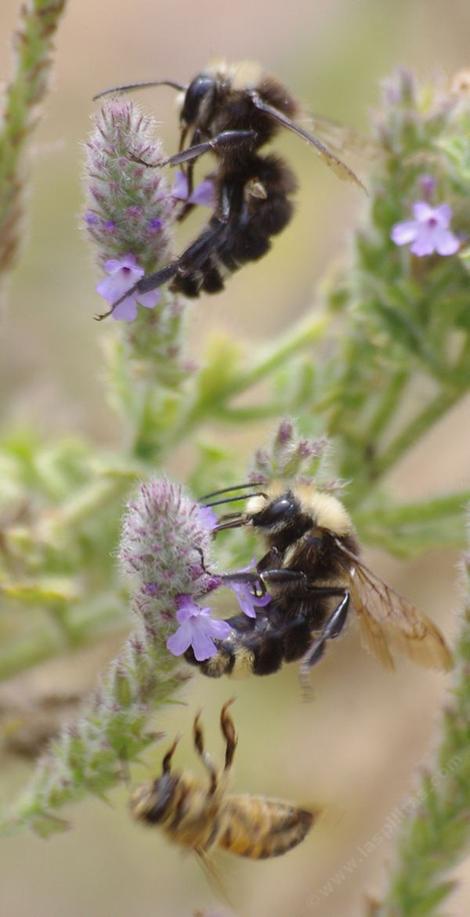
84, 100, 176, 321
2, 480, 228, 835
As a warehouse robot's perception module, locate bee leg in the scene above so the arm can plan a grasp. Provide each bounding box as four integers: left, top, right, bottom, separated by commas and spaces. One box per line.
223, 566, 309, 599
193, 711, 218, 795
160, 129, 258, 168
220, 699, 237, 772
161, 735, 180, 774
300, 590, 351, 674
192, 546, 216, 577
222, 571, 267, 599
260, 569, 308, 588
175, 128, 200, 223
95, 220, 228, 320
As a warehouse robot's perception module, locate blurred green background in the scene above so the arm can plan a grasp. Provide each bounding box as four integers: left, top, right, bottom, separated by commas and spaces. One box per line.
1, 1, 469, 915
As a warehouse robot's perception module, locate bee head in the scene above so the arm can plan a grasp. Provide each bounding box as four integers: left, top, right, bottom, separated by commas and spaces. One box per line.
246, 489, 302, 534
130, 772, 178, 825
180, 72, 218, 128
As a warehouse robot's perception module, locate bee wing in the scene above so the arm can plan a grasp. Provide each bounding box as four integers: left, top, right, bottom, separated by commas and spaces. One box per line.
335, 541, 453, 671
194, 848, 233, 906
300, 111, 379, 160
249, 92, 366, 192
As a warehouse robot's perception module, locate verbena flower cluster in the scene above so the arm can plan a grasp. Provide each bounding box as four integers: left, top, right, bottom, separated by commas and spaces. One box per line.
84, 102, 215, 322
84, 102, 172, 296
120, 477, 270, 661
84, 99, 194, 385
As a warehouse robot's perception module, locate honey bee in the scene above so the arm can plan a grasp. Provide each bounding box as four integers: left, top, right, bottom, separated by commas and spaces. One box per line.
184, 482, 453, 682
94, 61, 365, 319
130, 701, 316, 869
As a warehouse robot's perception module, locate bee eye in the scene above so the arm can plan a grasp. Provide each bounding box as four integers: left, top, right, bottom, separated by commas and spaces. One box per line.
181, 74, 216, 125
252, 494, 297, 529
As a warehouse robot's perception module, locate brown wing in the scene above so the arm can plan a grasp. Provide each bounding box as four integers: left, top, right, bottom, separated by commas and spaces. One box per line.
249, 92, 367, 193
335, 540, 453, 671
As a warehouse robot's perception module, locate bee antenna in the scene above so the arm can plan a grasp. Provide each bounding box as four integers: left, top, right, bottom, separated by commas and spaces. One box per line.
203, 491, 267, 509
92, 80, 187, 102
200, 482, 265, 502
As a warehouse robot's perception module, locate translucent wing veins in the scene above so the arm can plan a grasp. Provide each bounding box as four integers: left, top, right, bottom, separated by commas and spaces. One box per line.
334, 538, 453, 671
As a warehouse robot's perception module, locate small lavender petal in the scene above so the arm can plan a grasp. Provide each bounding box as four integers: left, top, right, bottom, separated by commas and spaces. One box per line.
391, 220, 418, 246
96, 256, 143, 303
190, 626, 219, 662
189, 179, 215, 208
208, 618, 233, 640
237, 584, 271, 618
112, 296, 139, 322
175, 595, 200, 621
168, 596, 232, 660
433, 203, 453, 226
435, 229, 460, 256
166, 622, 192, 656
410, 227, 438, 257
412, 201, 434, 222
135, 289, 161, 309
197, 505, 218, 532
226, 561, 272, 618
171, 171, 189, 200
96, 273, 134, 303
392, 198, 459, 259
419, 174, 436, 198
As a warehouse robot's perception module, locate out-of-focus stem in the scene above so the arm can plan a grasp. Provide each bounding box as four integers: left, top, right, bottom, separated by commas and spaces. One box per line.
370, 386, 466, 481
168, 313, 330, 443
0, 0, 67, 274
355, 492, 470, 530
371, 551, 470, 916
366, 369, 410, 441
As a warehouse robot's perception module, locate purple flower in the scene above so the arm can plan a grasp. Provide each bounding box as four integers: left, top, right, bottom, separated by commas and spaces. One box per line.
419, 174, 436, 200
166, 595, 232, 661
96, 253, 160, 321
391, 202, 460, 257
226, 562, 272, 619
171, 171, 215, 208
196, 504, 218, 532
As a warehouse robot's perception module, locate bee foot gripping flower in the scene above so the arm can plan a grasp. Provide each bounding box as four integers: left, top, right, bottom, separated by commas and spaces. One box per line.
171, 171, 215, 208
225, 563, 272, 619
96, 254, 160, 321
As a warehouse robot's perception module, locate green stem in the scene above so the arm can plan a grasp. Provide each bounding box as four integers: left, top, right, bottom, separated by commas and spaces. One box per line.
355, 492, 470, 529
0, 597, 128, 682
366, 369, 410, 442
31, 473, 137, 549
370, 386, 466, 481
0, 0, 67, 275
169, 313, 330, 443
372, 558, 470, 916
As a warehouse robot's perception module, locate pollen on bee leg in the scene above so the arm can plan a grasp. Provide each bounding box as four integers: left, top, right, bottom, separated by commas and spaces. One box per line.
245, 178, 268, 200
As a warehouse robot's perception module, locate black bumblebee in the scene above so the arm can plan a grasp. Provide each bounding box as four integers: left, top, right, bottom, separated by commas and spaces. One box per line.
94, 61, 364, 319
184, 481, 452, 682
